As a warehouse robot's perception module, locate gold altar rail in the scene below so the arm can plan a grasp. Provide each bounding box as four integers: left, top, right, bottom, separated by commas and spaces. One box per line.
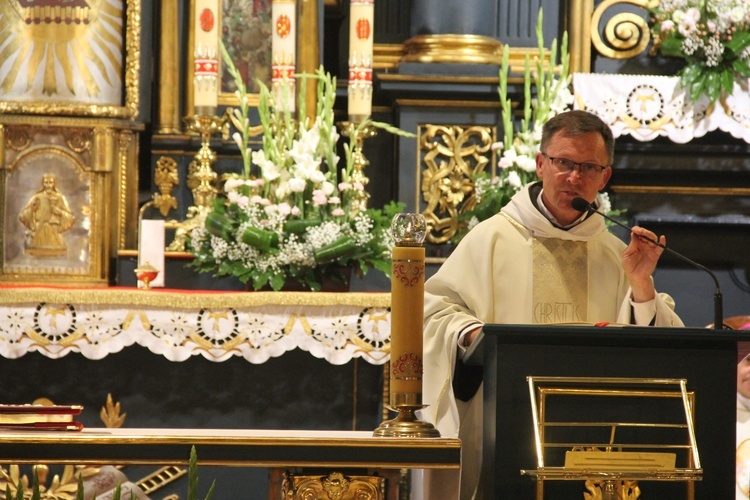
0, 428, 460, 470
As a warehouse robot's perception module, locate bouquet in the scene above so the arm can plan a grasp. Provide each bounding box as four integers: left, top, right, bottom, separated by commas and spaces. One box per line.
648, 0, 750, 102
188, 42, 406, 291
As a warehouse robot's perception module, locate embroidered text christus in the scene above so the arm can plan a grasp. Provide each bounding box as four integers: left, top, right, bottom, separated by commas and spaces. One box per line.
533, 301, 584, 323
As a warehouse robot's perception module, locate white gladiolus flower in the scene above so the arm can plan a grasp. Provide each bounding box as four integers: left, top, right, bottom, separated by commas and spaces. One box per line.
516, 155, 538, 173
321, 181, 335, 195
232, 132, 243, 150
507, 170, 522, 189
309, 170, 326, 184
288, 177, 306, 193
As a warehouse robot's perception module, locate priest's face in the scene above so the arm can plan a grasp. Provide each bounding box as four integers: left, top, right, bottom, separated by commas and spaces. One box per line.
536, 131, 612, 226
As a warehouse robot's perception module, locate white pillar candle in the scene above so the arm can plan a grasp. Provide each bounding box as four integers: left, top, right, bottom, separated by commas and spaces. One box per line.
348, 0, 374, 122
193, 0, 219, 113
272, 0, 296, 112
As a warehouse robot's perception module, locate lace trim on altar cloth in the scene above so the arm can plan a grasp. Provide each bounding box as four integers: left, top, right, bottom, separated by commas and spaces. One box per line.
0, 289, 391, 365
573, 73, 750, 144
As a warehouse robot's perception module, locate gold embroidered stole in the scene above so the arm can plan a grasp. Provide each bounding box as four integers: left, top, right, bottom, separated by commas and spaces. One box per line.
531, 237, 588, 324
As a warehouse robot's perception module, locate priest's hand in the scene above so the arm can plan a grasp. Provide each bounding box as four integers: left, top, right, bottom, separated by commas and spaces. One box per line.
462, 327, 482, 348
622, 226, 665, 302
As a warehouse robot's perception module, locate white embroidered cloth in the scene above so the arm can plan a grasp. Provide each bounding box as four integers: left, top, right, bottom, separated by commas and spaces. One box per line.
0, 288, 392, 365
573, 73, 750, 144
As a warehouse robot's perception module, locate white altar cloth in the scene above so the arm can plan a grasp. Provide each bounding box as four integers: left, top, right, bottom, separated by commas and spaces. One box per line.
0, 287, 391, 365
573, 73, 750, 144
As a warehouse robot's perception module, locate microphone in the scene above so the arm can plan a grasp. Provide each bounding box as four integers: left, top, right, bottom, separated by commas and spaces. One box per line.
571, 197, 725, 330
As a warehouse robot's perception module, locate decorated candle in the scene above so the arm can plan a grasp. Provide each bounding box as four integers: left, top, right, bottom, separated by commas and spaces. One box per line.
389, 213, 427, 404
272, 0, 296, 112
193, 0, 219, 113
347, 0, 374, 122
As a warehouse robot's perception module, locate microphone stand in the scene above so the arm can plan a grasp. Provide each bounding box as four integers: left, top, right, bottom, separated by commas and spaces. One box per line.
572, 198, 725, 330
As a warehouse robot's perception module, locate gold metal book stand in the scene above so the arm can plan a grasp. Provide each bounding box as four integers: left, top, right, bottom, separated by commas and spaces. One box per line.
521, 377, 702, 500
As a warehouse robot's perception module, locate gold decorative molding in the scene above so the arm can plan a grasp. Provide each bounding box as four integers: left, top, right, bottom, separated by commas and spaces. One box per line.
417, 124, 495, 244
298, 0, 320, 120
402, 34, 503, 65
157, 0, 181, 134
374, 44, 406, 70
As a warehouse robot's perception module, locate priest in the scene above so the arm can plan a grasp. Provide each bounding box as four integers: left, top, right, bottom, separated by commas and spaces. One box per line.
421, 110, 683, 499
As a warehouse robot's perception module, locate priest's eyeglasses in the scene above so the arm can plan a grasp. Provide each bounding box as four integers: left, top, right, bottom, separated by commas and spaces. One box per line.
542, 153, 609, 178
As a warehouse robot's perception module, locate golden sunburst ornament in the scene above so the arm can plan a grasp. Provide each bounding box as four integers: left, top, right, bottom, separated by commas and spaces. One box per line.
0, 0, 123, 103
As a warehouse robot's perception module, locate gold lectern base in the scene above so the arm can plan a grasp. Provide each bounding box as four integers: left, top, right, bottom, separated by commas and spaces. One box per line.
373, 406, 440, 438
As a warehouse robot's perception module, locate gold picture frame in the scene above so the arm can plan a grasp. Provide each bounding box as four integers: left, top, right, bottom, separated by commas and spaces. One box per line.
184, 0, 319, 112
0, 0, 141, 119
0, 115, 142, 287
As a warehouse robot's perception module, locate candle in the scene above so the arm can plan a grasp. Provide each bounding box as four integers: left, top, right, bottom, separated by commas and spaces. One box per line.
347, 0, 374, 122
193, 0, 219, 114
389, 213, 427, 405
272, 0, 296, 113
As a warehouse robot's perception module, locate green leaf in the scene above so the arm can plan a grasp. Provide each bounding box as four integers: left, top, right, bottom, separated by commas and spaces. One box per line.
704, 71, 722, 102
188, 446, 199, 500
659, 37, 687, 58
733, 58, 750, 77
720, 68, 735, 95
76, 475, 85, 500
726, 31, 750, 55
269, 273, 286, 291
679, 63, 703, 85
31, 469, 40, 500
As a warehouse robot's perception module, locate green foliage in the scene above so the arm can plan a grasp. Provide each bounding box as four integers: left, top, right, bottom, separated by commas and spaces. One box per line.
188, 446, 216, 500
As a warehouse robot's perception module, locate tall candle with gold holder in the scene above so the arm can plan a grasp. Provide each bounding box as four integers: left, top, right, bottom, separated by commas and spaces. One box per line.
374, 213, 440, 438
193, 0, 219, 115
272, 0, 296, 112
347, 0, 374, 123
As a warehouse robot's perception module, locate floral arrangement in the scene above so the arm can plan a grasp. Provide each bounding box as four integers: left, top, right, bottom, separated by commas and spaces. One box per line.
188, 42, 406, 291
454, 11, 618, 242
648, 0, 750, 102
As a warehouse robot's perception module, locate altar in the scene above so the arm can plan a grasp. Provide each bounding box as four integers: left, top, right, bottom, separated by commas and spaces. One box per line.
0, 286, 397, 498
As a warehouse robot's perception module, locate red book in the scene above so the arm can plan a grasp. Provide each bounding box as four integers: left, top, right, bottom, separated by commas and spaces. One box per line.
0, 404, 84, 431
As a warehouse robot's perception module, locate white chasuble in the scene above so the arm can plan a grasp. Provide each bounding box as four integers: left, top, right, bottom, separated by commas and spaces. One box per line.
532, 238, 588, 324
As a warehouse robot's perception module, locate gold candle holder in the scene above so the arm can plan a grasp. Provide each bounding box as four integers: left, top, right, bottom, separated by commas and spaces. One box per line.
374, 213, 440, 438
166, 113, 227, 251
341, 121, 377, 216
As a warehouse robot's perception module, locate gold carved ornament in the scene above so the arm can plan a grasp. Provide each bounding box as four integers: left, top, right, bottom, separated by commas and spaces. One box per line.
152, 156, 180, 217
590, 0, 658, 60
282, 470, 383, 500
418, 124, 494, 244
584, 479, 641, 500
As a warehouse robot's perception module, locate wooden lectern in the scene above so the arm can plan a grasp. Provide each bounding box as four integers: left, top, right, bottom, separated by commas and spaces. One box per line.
464, 324, 749, 499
